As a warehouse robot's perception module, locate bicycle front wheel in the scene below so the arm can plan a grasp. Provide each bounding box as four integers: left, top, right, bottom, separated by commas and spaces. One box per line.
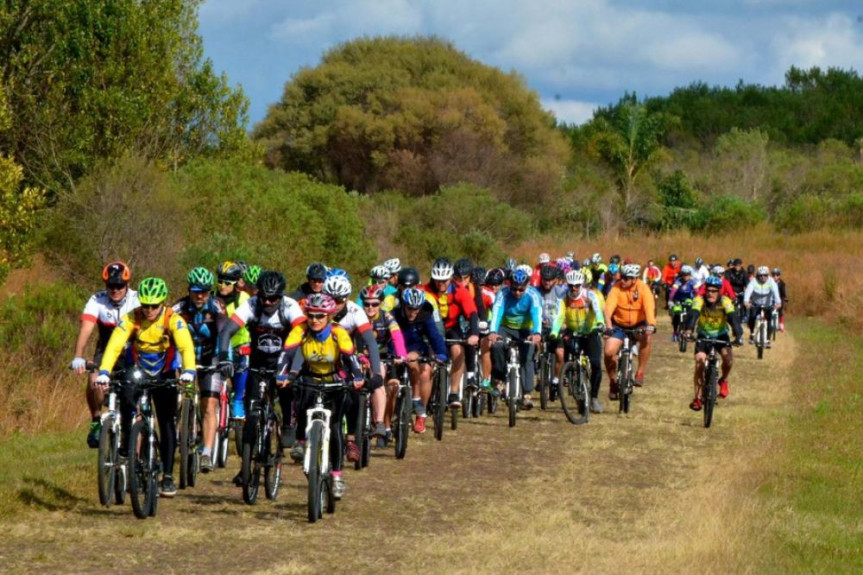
354, 393, 367, 471
703, 362, 718, 429
507, 367, 518, 428
539, 355, 550, 411
559, 362, 588, 425
394, 390, 410, 460
241, 415, 262, 504
618, 354, 631, 414
306, 420, 325, 523
97, 421, 116, 507
433, 368, 447, 441
129, 420, 155, 519
179, 398, 197, 489
264, 415, 282, 499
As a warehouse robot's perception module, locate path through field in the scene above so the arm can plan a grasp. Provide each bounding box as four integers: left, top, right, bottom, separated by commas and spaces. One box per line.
1, 318, 795, 574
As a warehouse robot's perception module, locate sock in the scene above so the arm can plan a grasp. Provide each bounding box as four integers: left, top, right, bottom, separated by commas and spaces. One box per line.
202, 447, 212, 457
331, 470, 342, 478
552, 377, 559, 384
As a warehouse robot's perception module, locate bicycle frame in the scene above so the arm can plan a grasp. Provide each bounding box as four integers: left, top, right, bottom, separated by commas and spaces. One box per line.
295, 380, 349, 477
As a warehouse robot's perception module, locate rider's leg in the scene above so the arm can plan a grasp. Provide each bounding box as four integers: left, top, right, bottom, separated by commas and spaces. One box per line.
635, 331, 653, 378
585, 332, 604, 398
449, 343, 465, 395
720, 346, 733, 380
603, 335, 622, 381
693, 351, 706, 401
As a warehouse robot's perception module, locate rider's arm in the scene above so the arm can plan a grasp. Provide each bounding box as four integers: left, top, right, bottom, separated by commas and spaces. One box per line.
589, 292, 605, 328
389, 324, 408, 359
455, 286, 480, 336
73, 318, 97, 359
217, 318, 241, 361
489, 290, 505, 334
334, 328, 363, 381
604, 286, 619, 328
359, 328, 381, 375
770, 280, 781, 308
743, 280, 755, 305
278, 324, 305, 374
550, 298, 565, 337
98, 313, 135, 373
424, 314, 449, 360
169, 314, 197, 373
528, 289, 543, 335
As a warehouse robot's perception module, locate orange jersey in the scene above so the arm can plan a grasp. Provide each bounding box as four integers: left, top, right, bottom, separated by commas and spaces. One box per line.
605, 279, 656, 327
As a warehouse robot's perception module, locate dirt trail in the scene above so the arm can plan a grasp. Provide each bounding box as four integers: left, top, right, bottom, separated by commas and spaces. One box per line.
1, 318, 796, 574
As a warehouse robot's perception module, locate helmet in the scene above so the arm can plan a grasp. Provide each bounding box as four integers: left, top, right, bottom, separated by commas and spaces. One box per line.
369, 265, 391, 281
217, 261, 243, 282
326, 267, 349, 281
566, 270, 585, 286
511, 269, 529, 286
398, 267, 420, 287
711, 265, 725, 276
323, 275, 352, 298
727, 259, 734, 267
772, 268, 781, 276
621, 264, 640, 278
359, 284, 383, 302
608, 263, 620, 274
504, 257, 517, 273
705, 276, 723, 288
485, 268, 505, 286
187, 267, 214, 291
305, 293, 336, 315
582, 258, 591, 268
235, 260, 249, 274
430, 258, 454, 281
609, 255, 621, 265
244, 265, 262, 285
733, 258, 743, 266
680, 265, 693, 275
571, 259, 581, 270
538, 253, 550, 264
471, 266, 487, 285
669, 254, 678, 262
757, 266, 770, 276
305, 262, 327, 281
402, 287, 425, 308
516, 264, 532, 277
540, 264, 558, 281
102, 261, 131, 284
257, 270, 286, 298
383, 258, 402, 274
454, 258, 473, 278
747, 264, 756, 274
591, 253, 602, 264
138, 277, 168, 305
695, 257, 704, 267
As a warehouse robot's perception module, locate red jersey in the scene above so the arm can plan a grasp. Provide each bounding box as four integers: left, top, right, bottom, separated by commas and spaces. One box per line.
422, 282, 478, 330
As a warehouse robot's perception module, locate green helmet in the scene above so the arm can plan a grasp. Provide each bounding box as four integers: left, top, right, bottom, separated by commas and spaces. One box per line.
138, 277, 168, 305
187, 267, 214, 291
244, 264, 262, 285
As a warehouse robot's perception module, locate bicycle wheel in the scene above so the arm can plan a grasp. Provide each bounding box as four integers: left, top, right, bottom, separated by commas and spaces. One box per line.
757, 320, 766, 360
354, 393, 367, 471
216, 427, 230, 468
129, 420, 151, 519
578, 360, 591, 424
114, 451, 126, 506
179, 398, 195, 489
507, 367, 518, 428
618, 354, 631, 414
462, 386, 472, 420
241, 415, 261, 504
394, 390, 410, 460
559, 362, 588, 425
488, 386, 498, 414
306, 420, 324, 523
678, 331, 688, 353
703, 362, 718, 429
97, 421, 116, 507
264, 416, 282, 500
473, 391, 484, 418
539, 355, 550, 411
433, 368, 447, 441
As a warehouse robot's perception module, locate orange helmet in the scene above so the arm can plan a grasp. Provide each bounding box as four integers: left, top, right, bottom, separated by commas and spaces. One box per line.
102, 261, 131, 284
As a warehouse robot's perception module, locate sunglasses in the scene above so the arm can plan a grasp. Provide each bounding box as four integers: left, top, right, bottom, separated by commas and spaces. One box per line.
705, 288, 720, 293
307, 312, 327, 320
218, 279, 237, 287
757, 274, 768, 278
332, 297, 346, 304
261, 295, 280, 304
405, 305, 421, 312
362, 301, 381, 308
141, 303, 161, 310
309, 278, 325, 283
512, 286, 526, 293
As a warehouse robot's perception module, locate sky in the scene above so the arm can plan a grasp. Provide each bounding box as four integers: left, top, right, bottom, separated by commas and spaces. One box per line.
198, 0, 863, 127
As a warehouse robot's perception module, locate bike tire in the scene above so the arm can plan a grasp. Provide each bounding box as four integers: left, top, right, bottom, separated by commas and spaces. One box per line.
472, 391, 483, 418
539, 355, 550, 411
433, 368, 447, 441
462, 387, 472, 420
578, 361, 591, 424
507, 367, 518, 428
618, 354, 630, 414
394, 391, 410, 460
97, 421, 115, 507
559, 362, 588, 425
264, 416, 282, 500
241, 415, 261, 505
354, 393, 367, 471
216, 428, 230, 468
703, 363, 718, 429
306, 420, 324, 523
114, 454, 126, 506
325, 477, 336, 514
488, 388, 498, 414
128, 421, 151, 519
179, 398, 193, 489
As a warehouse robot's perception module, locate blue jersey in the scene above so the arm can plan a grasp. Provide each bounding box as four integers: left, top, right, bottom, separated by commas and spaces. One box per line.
392, 305, 448, 361
489, 286, 542, 334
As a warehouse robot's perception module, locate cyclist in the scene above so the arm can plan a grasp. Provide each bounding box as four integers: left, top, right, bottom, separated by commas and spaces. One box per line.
290, 262, 327, 303
454, 258, 485, 392
601, 263, 620, 298
171, 267, 226, 473
422, 258, 480, 409
530, 252, 551, 286
603, 264, 656, 398
557, 270, 605, 413
669, 265, 697, 341
214, 261, 251, 419
692, 257, 710, 288
488, 269, 542, 409
241, 265, 262, 297
381, 267, 444, 335
391, 288, 449, 433
682, 275, 743, 409
323, 275, 384, 462
357, 285, 407, 447
642, 259, 662, 296
772, 269, 787, 332
70, 261, 139, 448
355, 265, 397, 305
279, 293, 364, 500
661, 254, 681, 309
743, 266, 782, 345
725, 258, 748, 308
697, 265, 736, 299
96, 277, 196, 497
382, 258, 402, 292
478, 268, 505, 390
536, 263, 566, 389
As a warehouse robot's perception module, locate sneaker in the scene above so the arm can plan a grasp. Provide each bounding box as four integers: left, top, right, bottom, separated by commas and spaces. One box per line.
608, 380, 619, 401
280, 424, 295, 448
779, 321, 785, 332
719, 379, 729, 399
448, 393, 461, 409
413, 400, 427, 418
522, 396, 534, 410
590, 398, 604, 413
748, 334, 754, 344
376, 430, 389, 449
86, 421, 101, 449
160, 475, 177, 497
231, 399, 246, 420
689, 398, 703, 412
346, 440, 360, 462
332, 475, 346, 499
765, 341, 772, 349
480, 378, 491, 390
200, 454, 214, 474
413, 416, 426, 434
290, 442, 305, 463
633, 373, 644, 387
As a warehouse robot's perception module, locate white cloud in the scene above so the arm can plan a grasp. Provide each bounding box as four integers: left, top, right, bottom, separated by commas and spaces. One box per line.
542, 99, 599, 125
767, 13, 863, 83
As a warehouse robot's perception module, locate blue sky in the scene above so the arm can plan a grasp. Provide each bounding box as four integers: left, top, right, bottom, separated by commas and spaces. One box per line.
198, 1, 863, 127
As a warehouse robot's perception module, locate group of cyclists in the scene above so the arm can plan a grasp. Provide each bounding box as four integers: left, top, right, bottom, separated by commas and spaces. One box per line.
70, 251, 786, 507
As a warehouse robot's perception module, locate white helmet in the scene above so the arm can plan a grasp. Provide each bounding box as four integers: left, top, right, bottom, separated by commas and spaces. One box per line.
516, 264, 533, 277
430, 258, 454, 281
591, 252, 602, 264
538, 252, 550, 264
323, 275, 352, 298
565, 270, 585, 286
757, 265, 770, 275
383, 258, 401, 274
621, 264, 641, 278
680, 265, 694, 275
712, 265, 725, 276
370, 265, 391, 281
582, 258, 591, 267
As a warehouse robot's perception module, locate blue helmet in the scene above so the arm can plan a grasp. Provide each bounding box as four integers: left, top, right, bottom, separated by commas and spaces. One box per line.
402, 287, 425, 308
705, 276, 723, 288
511, 269, 529, 286
326, 267, 350, 281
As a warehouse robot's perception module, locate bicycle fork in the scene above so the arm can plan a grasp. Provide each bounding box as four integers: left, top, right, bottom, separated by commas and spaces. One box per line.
303, 398, 332, 477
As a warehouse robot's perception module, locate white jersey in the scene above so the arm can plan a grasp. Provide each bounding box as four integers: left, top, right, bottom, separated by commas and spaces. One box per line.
743, 278, 781, 308
81, 289, 140, 350
692, 265, 710, 289
231, 295, 306, 356
334, 300, 372, 336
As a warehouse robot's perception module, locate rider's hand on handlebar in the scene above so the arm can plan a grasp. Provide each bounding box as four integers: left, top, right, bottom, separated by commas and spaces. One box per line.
218, 360, 234, 379
527, 333, 541, 344
603, 327, 614, 338
487, 333, 500, 344
466, 334, 479, 347
646, 325, 656, 334
70, 357, 87, 374
179, 370, 195, 388
95, 371, 110, 388
352, 377, 365, 390
434, 354, 448, 365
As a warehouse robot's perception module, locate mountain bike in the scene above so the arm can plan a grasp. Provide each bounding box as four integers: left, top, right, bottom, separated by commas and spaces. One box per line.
687, 336, 733, 428
461, 348, 485, 421
496, 336, 533, 428
384, 359, 413, 460
127, 371, 178, 519
178, 368, 207, 490
240, 367, 283, 504
213, 365, 232, 469
353, 386, 371, 471
674, 299, 693, 352
293, 378, 350, 523
614, 327, 650, 414
558, 334, 591, 425
752, 306, 770, 360
82, 363, 127, 507
536, 332, 556, 411
429, 359, 450, 441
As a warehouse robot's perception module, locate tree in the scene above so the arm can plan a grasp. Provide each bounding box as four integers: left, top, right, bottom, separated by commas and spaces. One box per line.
0, 0, 249, 195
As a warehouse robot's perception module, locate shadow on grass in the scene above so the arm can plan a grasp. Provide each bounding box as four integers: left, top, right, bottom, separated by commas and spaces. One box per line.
17, 476, 87, 512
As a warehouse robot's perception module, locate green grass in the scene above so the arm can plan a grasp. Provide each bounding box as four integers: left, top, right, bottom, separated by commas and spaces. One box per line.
761, 318, 863, 573
0, 430, 91, 518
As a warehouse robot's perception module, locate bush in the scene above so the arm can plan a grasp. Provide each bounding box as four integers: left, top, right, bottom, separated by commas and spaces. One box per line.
692, 196, 764, 232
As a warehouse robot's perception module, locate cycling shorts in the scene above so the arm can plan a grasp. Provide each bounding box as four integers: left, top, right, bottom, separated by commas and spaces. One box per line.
695, 333, 730, 355
608, 321, 647, 341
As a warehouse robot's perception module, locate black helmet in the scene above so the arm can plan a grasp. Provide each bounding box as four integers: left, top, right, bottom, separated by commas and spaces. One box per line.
306, 262, 327, 281
471, 266, 487, 285
454, 258, 473, 278
733, 258, 743, 266
747, 264, 756, 274
609, 254, 621, 265
398, 267, 420, 287
669, 254, 678, 262
485, 268, 505, 286
257, 270, 286, 298
540, 264, 558, 281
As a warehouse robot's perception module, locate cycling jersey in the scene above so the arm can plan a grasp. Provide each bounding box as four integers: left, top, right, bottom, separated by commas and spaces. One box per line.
562, 287, 605, 335
391, 305, 448, 361
670, 278, 698, 303
222, 295, 306, 360
333, 300, 372, 336
422, 281, 479, 334
642, 265, 661, 283
284, 323, 361, 379
217, 290, 251, 351
365, 310, 408, 358
489, 286, 542, 334
743, 278, 781, 308
662, 262, 681, 285
538, 285, 566, 333
605, 278, 656, 328
99, 306, 196, 376
172, 296, 225, 363
381, 291, 444, 335
81, 289, 140, 352
689, 295, 738, 338
692, 265, 710, 288
590, 264, 608, 289
725, 268, 748, 296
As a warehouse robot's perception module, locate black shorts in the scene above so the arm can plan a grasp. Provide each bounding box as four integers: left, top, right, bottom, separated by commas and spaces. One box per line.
695, 333, 730, 355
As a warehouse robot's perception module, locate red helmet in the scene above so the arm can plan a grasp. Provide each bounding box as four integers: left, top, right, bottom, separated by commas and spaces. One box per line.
359, 284, 383, 302
304, 293, 337, 314
102, 261, 131, 284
